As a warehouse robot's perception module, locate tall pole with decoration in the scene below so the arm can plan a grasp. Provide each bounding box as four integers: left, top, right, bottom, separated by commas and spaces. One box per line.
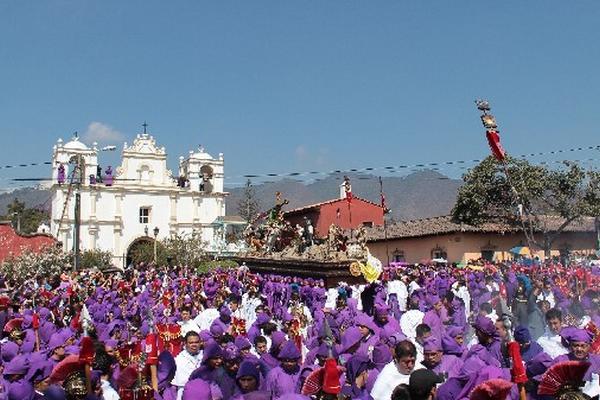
379, 176, 390, 266
343, 176, 353, 238
475, 100, 534, 253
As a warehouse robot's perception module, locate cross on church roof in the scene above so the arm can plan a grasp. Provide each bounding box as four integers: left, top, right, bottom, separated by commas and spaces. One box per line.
142, 121, 148, 134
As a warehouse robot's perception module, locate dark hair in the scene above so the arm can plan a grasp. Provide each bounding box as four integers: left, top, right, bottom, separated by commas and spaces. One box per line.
254, 335, 267, 346
546, 308, 562, 322
480, 302, 493, 314
395, 340, 417, 359
262, 322, 277, 335
569, 302, 585, 319
391, 383, 412, 400
184, 331, 200, 343
444, 291, 454, 303
217, 333, 234, 345
93, 350, 114, 375
415, 324, 431, 338
180, 306, 192, 314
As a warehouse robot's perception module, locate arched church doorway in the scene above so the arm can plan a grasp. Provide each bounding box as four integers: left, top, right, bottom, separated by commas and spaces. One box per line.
126, 236, 154, 267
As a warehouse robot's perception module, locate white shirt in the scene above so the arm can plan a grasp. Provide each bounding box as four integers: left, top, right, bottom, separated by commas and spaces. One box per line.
408, 281, 421, 296
537, 331, 568, 359
325, 288, 339, 310
400, 309, 424, 340
537, 290, 556, 308
387, 280, 408, 312
452, 283, 471, 318
370, 361, 412, 400
179, 319, 201, 337
101, 379, 120, 400
240, 294, 262, 326
172, 349, 202, 388
194, 308, 219, 331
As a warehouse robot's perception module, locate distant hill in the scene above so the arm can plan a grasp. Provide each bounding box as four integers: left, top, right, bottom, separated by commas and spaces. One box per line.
0, 187, 52, 216
225, 170, 462, 221
0, 170, 463, 221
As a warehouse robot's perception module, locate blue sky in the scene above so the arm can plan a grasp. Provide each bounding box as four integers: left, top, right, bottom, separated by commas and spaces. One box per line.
1, 1, 600, 188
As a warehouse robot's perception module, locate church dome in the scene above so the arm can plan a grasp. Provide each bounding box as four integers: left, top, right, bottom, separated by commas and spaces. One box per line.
189, 146, 213, 161
63, 136, 89, 151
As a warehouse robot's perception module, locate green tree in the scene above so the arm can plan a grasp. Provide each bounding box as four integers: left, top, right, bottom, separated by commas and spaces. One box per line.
162, 232, 208, 266
129, 241, 168, 266
6, 199, 49, 234
237, 179, 261, 223
80, 249, 113, 271
452, 156, 600, 257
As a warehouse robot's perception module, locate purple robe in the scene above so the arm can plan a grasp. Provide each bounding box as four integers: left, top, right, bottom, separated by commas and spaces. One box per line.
422, 310, 444, 340
428, 354, 463, 379
264, 366, 300, 399
553, 353, 600, 381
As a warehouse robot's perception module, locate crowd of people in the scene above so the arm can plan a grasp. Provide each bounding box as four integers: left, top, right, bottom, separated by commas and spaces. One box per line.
0, 258, 599, 400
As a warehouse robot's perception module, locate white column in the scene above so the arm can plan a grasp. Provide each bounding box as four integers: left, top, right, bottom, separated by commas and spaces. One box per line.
169, 192, 178, 235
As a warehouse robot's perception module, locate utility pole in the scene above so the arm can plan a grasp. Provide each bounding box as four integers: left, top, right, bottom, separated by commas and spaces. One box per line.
153, 226, 159, 264
595, 216, 600, 256
11, 212, 21, 233
73, 154, 83, 271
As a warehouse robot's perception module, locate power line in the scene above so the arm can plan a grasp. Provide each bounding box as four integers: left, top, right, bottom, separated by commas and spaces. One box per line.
227, 144, 600, 180
1, 144, 600, 184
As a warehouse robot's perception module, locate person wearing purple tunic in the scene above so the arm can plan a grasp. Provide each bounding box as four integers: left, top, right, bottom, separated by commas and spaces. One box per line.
435, 356, 487, 400
441, 326, 466, 358
231, 360, 263, 400
422, 295, 445, 340
420, 337, 462, 379
216, 344, 243, 400
355, 314, 380, 356
553, 328, 600, 381
471, 315, 505, 367
187, 342, 224, 396
372, 304, 400, 339
336, 326, 363, 365
46, 333, 66, 367
265, 340, 302, 399
513, 325, 543, 364
341, 354, 375, 400
27, 359, 52, 400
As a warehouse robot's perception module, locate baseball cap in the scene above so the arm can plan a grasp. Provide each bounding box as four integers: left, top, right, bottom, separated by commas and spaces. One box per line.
409, 369, 444, 399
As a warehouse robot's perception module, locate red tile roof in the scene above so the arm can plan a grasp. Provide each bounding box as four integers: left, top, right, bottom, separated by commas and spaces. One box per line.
0, 222, 57, 262
366, 215, 596, 241
284, 196, 384, 215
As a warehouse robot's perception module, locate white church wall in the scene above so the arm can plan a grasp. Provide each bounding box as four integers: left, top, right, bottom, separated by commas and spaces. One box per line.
50, 132, 228, 267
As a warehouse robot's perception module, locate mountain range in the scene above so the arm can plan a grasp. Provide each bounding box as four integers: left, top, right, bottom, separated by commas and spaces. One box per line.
0, 170, 462, 222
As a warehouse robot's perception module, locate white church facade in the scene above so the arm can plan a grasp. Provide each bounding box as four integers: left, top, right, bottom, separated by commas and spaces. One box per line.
50, 129, 229, 267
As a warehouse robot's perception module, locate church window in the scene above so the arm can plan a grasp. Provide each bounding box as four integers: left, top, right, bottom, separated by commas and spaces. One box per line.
139, 207, 151, 224
431, 246, 447, 260
392, 249, 405, 262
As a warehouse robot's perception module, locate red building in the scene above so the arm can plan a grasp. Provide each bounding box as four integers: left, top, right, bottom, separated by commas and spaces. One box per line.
284, 185, 385, 238
0, 222, 57, 262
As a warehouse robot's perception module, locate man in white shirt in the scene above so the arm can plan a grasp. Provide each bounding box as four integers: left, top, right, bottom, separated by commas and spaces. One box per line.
96, 350, 120, 400
172, 331, 203, 400
537, 307, 568, 359
194, 302, 220, 331
371, 340, 417, 400
178, 307, 200, 337
537, 280, 556, 309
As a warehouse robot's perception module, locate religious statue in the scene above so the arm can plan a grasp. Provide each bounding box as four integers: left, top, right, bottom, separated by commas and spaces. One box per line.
268, 192, 289, 223
57, 164, 66, 185
104, 166, 113, 186
303, 218, 314, 248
